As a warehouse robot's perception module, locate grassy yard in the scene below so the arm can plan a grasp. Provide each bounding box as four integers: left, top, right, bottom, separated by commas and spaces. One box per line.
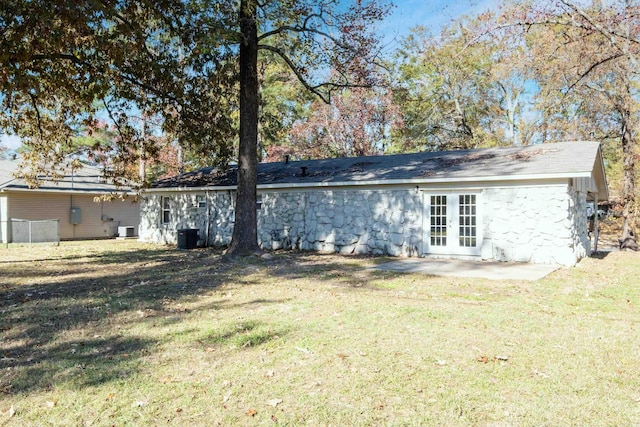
1, 240, 639, 426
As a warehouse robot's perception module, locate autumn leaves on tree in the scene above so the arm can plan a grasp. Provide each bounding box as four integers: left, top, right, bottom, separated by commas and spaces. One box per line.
0, 0, 638, 247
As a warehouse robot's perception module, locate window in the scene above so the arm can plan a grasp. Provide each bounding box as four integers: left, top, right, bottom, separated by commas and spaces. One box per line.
196, 195, 206, 209
161, 196, 171, 224
430, 195, 447, 246
458, 194, 477, 247
256, 195, 262, 210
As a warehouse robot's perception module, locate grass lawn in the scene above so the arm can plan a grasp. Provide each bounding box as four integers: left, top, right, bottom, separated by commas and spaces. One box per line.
1, 240, 639, 426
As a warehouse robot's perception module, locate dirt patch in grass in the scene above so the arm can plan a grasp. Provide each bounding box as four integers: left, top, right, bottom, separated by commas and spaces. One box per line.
1, 240, 640, 425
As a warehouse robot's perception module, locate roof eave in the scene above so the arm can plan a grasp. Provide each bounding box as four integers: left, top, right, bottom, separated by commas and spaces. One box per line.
144, 171, 591, 193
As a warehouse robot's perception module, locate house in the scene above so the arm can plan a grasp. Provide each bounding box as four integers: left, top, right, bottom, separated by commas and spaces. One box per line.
139, 141, 608, 266
0, 158, 140, 243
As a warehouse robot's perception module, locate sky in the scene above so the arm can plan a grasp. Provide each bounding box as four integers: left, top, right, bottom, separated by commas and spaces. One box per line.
0, 0, 500, 151
380, 0, 500, 47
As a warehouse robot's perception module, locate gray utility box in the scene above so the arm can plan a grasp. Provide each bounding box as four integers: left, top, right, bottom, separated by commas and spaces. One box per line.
70, 207, 81, 225
118, 226, 137, 238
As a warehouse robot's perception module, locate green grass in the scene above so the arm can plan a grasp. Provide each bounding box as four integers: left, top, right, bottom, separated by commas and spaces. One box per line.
1, 240, 640, 426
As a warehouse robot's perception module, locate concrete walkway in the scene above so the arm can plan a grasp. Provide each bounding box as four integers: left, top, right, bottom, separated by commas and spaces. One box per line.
371, 258, 560, 281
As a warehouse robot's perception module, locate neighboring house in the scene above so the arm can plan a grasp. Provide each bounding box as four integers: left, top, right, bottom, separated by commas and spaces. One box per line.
139, 141, 608, 266
0, 158, 140, 243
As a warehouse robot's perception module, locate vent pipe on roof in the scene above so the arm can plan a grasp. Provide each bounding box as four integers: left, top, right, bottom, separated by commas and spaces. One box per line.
285, 155, 290, 164
300, 166, 307, 177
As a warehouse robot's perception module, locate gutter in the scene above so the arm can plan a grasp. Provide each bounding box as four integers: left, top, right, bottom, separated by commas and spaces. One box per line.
1, 187, 137, 196
144, 171, 594, 193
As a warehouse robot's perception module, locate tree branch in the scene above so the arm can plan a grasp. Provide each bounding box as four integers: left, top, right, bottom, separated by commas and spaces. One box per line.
28, 93, 44, 141
560, 0, 640, 69
258, 23, 350, 51
567, 53, 624, 92
28, 53, 183, 106
258, 43, 374, 105
257, 43, 331, 103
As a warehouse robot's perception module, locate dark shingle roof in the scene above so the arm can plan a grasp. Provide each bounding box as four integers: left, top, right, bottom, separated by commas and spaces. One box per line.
152, 142, 604, 190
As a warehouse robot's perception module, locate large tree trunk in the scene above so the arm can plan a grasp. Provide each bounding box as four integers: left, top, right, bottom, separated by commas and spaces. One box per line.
227, 0, 260, 257
620, 106, 637, 244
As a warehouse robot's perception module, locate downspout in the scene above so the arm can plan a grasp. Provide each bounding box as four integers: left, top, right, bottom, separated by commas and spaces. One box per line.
589, 191, 599, 253
301, 192, 307, 250
205, 190, 210, 246
71, 169, 75, 239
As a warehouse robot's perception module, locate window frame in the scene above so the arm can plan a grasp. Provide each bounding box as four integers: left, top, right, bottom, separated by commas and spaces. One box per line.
196, 195, 206, 209
161, 196, 171, 225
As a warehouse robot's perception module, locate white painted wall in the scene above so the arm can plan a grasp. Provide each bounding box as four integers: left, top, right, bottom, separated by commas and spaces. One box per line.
140, 182, 591, 266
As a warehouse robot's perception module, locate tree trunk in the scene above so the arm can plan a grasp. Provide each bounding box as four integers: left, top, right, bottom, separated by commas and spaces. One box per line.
620, 106, 636, 240
227, 0, 260, 257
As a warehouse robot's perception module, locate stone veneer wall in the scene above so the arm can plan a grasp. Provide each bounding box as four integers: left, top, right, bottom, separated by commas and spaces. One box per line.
258, 189, 423, 256
481, 185, 590, 266
139, 183, 591, 266
140, 188, 423, 257
139, 191, 235, 245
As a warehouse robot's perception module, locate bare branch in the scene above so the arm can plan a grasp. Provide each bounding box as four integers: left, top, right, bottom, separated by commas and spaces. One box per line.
258, 23, 350, 51
258, 43, 374, 104
258, 43, 331, 103
567, 53, 624, 92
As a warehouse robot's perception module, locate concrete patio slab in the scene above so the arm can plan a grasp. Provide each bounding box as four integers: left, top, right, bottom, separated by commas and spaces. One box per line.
371, 258, 560, 281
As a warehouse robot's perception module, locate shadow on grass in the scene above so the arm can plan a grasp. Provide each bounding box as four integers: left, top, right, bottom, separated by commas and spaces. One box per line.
1, 335, 153, 394
590, 250, 613, 259
0, 245, 289, 395
0, 246, 390, 396
201, 320, 290, 349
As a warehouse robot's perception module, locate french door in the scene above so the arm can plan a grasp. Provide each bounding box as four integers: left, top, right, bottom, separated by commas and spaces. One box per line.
424, 192, 482, 256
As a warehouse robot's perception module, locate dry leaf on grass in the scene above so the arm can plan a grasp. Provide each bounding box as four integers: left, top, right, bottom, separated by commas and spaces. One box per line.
246, 409, 257, 417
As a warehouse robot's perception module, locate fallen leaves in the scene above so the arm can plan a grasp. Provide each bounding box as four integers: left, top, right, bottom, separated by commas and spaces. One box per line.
477, 355, 489, 363
477, 355, 509, 363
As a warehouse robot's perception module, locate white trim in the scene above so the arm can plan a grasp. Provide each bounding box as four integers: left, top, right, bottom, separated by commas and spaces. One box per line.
423, 191, 483, 257
144, 173, 586, 193
1, 188, 137, 196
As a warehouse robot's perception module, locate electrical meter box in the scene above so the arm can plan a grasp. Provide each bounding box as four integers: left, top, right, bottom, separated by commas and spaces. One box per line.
70, 207, 82, 225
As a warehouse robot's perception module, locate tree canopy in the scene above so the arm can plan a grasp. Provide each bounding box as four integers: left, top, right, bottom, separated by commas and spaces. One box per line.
1, 0, 391, 255
2, 0, 639, 245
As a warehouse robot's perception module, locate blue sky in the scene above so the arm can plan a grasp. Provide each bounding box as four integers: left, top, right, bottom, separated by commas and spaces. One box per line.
380, 0, 500, 46
1, 0, 500, 151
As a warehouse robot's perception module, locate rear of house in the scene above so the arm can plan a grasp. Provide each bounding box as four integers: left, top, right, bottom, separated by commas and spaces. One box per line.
0, 159, 140, 243
139, 142, 608, 266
